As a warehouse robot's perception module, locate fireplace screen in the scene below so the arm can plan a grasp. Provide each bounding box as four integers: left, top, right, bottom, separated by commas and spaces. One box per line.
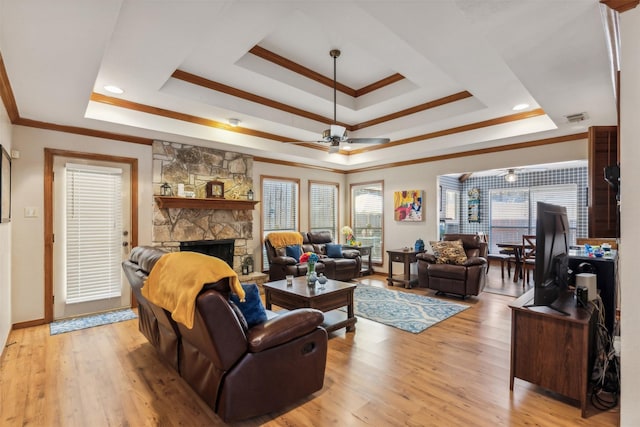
180, 239, 235, 268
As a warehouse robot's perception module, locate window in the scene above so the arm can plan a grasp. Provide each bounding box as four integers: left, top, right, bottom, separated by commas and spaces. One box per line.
309, 181, 338, 240
445, 190, 459, 221
489, 184, 577, 253
261, 176, 299, 270
65, 163, 123, 303
351, 181, 383, 264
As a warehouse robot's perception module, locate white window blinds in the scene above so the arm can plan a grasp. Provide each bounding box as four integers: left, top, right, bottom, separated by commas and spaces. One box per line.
309, 182, 338, 239
262, 178, 299, 269
489, 184, 577, 253
65, 163, 123, 303
351, 182, 383, 263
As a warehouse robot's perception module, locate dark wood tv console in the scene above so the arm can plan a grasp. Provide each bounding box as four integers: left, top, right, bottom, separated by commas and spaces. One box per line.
509, 289, 596, 417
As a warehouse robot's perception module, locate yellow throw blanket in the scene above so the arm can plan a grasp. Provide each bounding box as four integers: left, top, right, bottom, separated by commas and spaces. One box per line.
142, 251, 245, 329
267, 231, 303, 249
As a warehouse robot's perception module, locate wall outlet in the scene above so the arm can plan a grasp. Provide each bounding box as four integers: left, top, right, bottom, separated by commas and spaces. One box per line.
613, 336, 621, 357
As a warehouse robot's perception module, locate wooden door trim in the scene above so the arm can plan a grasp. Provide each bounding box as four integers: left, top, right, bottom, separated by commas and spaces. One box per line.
44, 148, 139, 323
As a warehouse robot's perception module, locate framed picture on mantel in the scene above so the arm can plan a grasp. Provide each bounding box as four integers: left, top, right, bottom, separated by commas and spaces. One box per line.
206, 180, 225, 199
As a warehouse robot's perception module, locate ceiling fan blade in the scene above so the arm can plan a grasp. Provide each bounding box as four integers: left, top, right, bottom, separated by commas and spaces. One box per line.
345, 137, 390, 145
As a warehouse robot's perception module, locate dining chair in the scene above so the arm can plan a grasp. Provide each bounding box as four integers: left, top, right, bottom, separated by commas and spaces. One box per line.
479, 233, 513, 279
521, 235, 536, 285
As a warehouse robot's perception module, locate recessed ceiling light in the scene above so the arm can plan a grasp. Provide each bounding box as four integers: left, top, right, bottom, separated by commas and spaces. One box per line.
228, 118, 240, 127
103, 85, 124, 94
512, 103, 530, 111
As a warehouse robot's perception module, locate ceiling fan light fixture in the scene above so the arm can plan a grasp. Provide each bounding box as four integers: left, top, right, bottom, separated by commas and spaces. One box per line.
505, 169, 518, 182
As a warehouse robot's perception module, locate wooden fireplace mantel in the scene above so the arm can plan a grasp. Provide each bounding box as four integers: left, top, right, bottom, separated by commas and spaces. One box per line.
154, 196, 259, 210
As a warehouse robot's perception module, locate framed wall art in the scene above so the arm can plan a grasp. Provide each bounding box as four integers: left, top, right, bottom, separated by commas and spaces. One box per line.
468, 188, 480, 223
1, 145, 11, 223
393, 189, 423, 222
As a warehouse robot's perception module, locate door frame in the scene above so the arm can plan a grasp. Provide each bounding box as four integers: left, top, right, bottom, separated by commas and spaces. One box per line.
44, 148, 139, 323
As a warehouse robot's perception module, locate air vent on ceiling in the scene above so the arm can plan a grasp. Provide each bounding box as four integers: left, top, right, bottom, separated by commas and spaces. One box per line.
565, 112, 588, 123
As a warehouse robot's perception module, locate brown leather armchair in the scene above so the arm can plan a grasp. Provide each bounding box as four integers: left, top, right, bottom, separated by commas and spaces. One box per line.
122, 246, 328, 422
416, 234, 488, 298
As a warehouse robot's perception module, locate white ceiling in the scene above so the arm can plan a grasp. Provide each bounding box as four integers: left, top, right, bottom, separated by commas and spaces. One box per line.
0, 0, 618, 171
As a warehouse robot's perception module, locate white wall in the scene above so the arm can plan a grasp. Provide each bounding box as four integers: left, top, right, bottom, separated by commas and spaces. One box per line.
0, 101, 12, 348
347, 139, 588, 272
11, 126, 153, 324
619, 7, 640, 426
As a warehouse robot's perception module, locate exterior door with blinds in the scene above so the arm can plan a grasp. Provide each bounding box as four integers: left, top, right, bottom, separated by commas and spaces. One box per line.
53, 157, 131, 319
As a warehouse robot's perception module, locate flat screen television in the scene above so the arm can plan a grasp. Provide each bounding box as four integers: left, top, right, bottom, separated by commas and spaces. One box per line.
527, 201, 570, 314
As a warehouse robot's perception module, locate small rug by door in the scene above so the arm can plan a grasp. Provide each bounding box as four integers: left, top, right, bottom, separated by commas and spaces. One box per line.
50, 309, 137, 335
352, 285, 469, 334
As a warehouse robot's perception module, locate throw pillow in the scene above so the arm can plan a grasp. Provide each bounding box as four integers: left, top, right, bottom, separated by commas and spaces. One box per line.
285, 244, 302, 262
230, 283, 268, 328
326, 243, 343, 258
429, 240, 468, 265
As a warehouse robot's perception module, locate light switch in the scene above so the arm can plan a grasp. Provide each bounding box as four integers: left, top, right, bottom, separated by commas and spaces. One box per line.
24, 207, 38, 218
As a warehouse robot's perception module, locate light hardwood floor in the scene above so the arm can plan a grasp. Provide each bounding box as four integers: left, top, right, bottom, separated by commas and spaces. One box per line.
1, 268, 619, 426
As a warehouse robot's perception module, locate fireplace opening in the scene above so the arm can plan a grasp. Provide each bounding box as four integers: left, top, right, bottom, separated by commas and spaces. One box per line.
180, 239, 235, 268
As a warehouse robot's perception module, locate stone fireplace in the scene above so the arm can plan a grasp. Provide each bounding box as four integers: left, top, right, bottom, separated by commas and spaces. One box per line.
152, 140, 254, 272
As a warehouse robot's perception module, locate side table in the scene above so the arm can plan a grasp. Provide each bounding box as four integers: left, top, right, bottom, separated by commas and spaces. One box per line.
386, 248, 423, 288
343, 245, 373, 276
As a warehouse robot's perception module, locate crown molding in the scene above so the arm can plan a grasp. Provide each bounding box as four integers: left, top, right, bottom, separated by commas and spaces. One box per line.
249, 45, 405, 97
0, 52, 20, 123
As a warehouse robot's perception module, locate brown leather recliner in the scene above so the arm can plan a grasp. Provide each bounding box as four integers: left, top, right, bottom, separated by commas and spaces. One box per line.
307, 231, 362, 281
122, 246, 328, 422
264, 232, 326, 281
416, 234, 488, 298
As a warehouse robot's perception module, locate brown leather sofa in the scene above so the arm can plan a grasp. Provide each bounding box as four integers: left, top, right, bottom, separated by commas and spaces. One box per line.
416, 234, 488, 298
122, 246, 328, 422
265, 231, 361, 281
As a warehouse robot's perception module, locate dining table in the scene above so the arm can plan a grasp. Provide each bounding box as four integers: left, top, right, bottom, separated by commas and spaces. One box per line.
495, 241, 533, 283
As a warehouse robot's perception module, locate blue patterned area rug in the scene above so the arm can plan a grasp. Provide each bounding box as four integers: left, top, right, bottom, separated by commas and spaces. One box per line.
352, 285, 469, 334
50, 309, 137, 335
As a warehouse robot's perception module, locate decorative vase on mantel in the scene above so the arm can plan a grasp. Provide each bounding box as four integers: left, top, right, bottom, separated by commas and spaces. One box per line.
307, 261, 318, 287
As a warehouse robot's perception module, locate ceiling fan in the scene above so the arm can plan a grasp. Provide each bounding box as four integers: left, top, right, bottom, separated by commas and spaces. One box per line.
497, 167, 547, 182
289, 49, 390, 153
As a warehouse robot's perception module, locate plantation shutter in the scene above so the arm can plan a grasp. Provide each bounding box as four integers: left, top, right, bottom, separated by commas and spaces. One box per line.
65, 163, 123, 303
262, 178, 299, 270
309, 182, 338, 239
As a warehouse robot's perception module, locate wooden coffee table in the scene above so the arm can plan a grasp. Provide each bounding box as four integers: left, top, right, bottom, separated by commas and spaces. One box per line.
263, 277, 357, 333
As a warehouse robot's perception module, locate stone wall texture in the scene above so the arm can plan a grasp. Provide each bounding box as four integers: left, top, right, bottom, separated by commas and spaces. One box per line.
152, 140, 254, 272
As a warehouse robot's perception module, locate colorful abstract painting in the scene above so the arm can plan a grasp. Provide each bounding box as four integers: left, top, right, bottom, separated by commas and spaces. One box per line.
394, 189, 423, 221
